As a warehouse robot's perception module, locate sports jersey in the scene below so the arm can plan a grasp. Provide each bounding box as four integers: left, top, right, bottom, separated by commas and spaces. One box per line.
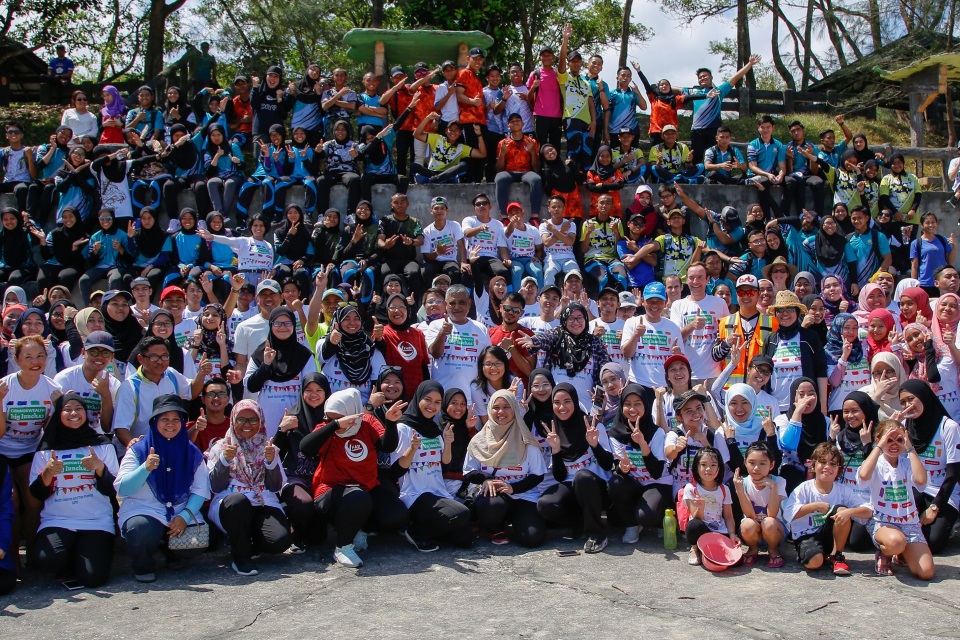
559, 71, 592, 123
684, 81, 732, 130
425, 133, 473, 172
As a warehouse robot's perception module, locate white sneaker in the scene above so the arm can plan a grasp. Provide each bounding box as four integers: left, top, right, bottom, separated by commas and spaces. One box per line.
334, 544, 363, 568
353, 530, 368, 552
621, 525, 642, 544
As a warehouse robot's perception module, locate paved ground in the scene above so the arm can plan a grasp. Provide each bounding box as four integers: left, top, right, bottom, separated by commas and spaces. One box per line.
2, 531, 959, 640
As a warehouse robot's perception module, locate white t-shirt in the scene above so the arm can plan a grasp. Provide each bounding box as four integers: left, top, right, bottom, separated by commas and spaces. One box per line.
866, 455, 924, 525
423, 318, 491, 396
462, 217, 507, 259
173, 317, 195, 349
622, 315, 684, 387
0, 374, 62, 457
53, 365, 122, 435
827, 356, 871, 412
216, 235, 274, 272
664, 427, 728, 491
6, 341, 60, 379
741, 474, 788, 518
682, 481, 731, 532
770, 334, 803, 411
519, 316, 559, 369
784, 479, 865, 538
392, 422, 453, 507
539, 220, 577, 263
433, 82, 460, 123
31, 445, 119, 533
609, 430, 671, 486
233, 314, 270, 357
423, 220, 463, 264
112, 368, 192, 456
554, 425, 612, 482
506, 223, 542, 259
244, 358, 318, 438
316, 350, 382, 407
670, 296, 727, 380
131, 303, 161, 326
463, 444, 546, 503
228, 305, 259, 340
915, 417, 960, 509
590, 317, 625, 365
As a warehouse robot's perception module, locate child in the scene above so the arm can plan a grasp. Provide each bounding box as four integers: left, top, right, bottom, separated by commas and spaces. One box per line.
682, 447, 737, 566
733, 443, 787, 567
584, 146, 624, 213
539, 195, 579, 287
857, 419, 934, 579
901, 322, 940, 384
782, 442, 871, 574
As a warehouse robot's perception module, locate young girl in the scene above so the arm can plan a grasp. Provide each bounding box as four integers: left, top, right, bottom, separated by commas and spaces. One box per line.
524, 368, 558, 496
782, 442, 870, 574
682, 447, 737, 566
775, 377, 829, 492
732, 443, 787, 567
198, 214, 273, 286
858, 419, 934, 579
439, 386, 478, 499
79, 208, 130, 305
202, 124, 245, 218
819, 275, 855, 325
902, 323, 940, 385
584, 146, 624, 214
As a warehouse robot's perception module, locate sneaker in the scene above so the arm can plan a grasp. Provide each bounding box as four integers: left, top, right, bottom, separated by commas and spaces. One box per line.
621, 526, 642, 544
583, 535, 609, 554
333, 544, 363, 568
288, 542, 307, 555
949, 197, 958, 209
831, 553, 851, 576
231, 561, 259, 576
402, 530, 439, 553
490, 531, 510, 545
134, 572, 156, 583
353, 530, 368, 553
688, 548, 701, 566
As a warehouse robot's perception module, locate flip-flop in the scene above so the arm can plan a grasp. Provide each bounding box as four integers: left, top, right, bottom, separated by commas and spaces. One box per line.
742, 552, 759, 567
767, 554, 785, 569
875, 551, 893, 576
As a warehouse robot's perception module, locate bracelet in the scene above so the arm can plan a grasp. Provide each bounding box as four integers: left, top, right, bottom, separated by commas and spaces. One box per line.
906, 447, 916, 454
231, 288, 241, 293
837, 359, 848, 367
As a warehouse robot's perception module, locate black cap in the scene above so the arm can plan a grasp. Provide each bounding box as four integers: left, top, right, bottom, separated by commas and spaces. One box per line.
266, 65, 282, 76
441, 60, 456, 70
507, 112, 523, 121
234, 75, 249, 85
617, 127, 634, 135
567, 50, 583, 62
486, 64, 502, 75
749, 354, 774, 370
151, 394, 188, 421
540, 284, 562, 297
469, 47, 485, 58
599, 286, 620, 299
101, 289, 133, 305
414, 62, 429, 71
539, 46, 555, 56
389, 65, 406, 77
672, 390, 710, 413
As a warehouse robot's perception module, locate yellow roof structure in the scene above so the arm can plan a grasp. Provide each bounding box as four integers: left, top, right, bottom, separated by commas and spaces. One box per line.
879, 53, 960, 82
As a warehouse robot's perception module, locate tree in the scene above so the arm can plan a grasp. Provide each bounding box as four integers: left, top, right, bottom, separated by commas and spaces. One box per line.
1, 0, 99, 65
144, 0, 188, 79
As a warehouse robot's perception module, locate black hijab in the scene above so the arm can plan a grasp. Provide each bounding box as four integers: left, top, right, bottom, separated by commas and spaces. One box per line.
296, 64, 321, 94
400, 380, 444, 438
48, 300, 74, 343
540, 144, 579, 193
787, 376, 827, 462
765, 227, 788, 261
607, 383, 657, 446
815, 214, 846, 268
290, 371, 331, 435
852, 133, 873, 165
163, 86, 193, 126
92, 144, 128, 182
128, 309, 179, 371
252, 308, 314, 383
900, 379, 948, 454
440, 387, 471, 476
552, 383, 590, 461
801, 294, 827, 345
276, 204, 310, 259
551, 303, 594, 376
836, 390, 879, 456
590, 145, 617, 180
328, 304, 375, 384
524, 368, 556, 436
134, 207, 168, 258
372, 366, 406, 430
203, 123, 231, 156
103, 299, 146, 363
0, 207, 26, 267
38, 392, 111, 451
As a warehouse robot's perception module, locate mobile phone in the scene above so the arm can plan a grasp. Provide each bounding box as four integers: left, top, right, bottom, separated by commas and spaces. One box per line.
556, 549, 581, 557
61, 579, 84, 591
134, 219, 142, 231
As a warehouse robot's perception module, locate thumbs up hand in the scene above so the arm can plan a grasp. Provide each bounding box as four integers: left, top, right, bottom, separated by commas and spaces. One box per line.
372, 317, 384, 342
145, 447, 160, 472
222, 438, 238, 462
46, 451, 64, 476
82, 446, 105, 474
264, 437, 277, 463
195, 407, 208, 433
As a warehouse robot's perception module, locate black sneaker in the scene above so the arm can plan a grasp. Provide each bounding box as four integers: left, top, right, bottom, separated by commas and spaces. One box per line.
584, 535, 609, 554
948, 197, 958, 209
402, 530, 439, 553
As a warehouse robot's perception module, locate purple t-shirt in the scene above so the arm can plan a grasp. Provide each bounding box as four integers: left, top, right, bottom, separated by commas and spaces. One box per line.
527, 68, 562, 118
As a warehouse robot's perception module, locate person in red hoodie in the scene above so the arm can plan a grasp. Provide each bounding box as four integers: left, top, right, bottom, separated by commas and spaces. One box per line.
298, 388, 409, 568
375, 292, 429, 399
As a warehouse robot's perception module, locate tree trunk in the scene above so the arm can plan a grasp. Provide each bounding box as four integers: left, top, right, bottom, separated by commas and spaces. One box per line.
867, 0, 883, 49
770, 0, 797, 91
144, 0, 188, 80
371, 0, 383, 28
737, 0, 755, 90
801, 0, 814, 88
619, 0, 634, 68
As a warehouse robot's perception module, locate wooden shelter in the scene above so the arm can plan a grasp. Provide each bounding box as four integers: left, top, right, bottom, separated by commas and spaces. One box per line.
343, 29, 494, 77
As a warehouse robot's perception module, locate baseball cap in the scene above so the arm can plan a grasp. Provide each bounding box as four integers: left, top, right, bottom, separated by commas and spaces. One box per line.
90, 290, 106, 301
432, 274, 452, 287
628, 212, 646, 224
563, 270, 583, 283
617, 127, 634, 135
661, 124, 678, 133
749, 354, 774, 371
722, 206, 741, 226
521, 276, 539, 288
239, 282, 256, 294
321, 288, 345, 302
507, 112, 523, 122
234, 75, 249, 85
84, 331, 116, 352
389, 66, 406, 77
599, 286, 620, 299
160, 285, 185, 301
414, 62, 429, 72
643, 282, 667, 300
430, 196, 448, 207
101, 289, 132, 305
663, 353, 690, 375
469, 47, 485, 58
256, 279, 281, 295
736, 274, 760, 290
665, 208, 685, 220
672, 389, 709, 413
540, 284, 562, 297
567, 50, 582, 62
539, 46, 554, 56
130, 277, 151, 289
506, 201, 523, 214
441, 60, 456, 70
619, 291, 639, 308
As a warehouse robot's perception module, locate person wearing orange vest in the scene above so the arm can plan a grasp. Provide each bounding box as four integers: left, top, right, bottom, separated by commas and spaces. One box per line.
711, 274, 778, 389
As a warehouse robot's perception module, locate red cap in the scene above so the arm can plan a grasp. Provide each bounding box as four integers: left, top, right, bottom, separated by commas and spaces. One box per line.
160, 285, 186, 301
663, 353, 691, 374
506, 202, 523, 214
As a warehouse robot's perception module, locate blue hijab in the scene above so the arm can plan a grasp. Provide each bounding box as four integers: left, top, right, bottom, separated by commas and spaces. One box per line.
131, 407, 205, 520
724, 383, 763, 441
12, 307, 50, 338
824, 312, 863, 365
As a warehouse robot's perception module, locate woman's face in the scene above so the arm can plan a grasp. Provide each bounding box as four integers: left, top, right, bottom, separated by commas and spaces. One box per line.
201, 307, 221, 330
151, 315, 173, 338
323, 210, 340, 228
234, 409, 261, 439
482, 353, 506, 384
621, 393, 646, 422
899, 390, 922, 419
70, 148, 85, 165
99, 211, 113, 230
339, 310, 362, 334
922, 216, 938, 235
293, 129, 307, 144
938, 297, 959, 323
271, 314, 295, 340
445, 393, 467, 419
771, 267, 790, 285
490, 277, 507, 300
748, 363, 771, 388
728, 395, 752, 423
387, 299, 408, 326
137, 90, 152, 108
16, 342, 47, 373
553, 391, 576, 421
853, 137, 866, 151
795, 382, 817, 413
905, 328, 926, 353
715, 285, 732, 308
61, 399, 87, 429
841, 400, 866, 429
891, 157, 904, 173
379, 373, 403, 401
62, 209, 77, 228
269, 130, 283, 146
425, 295, 445, 317
250, 219, 266, 238
209, 130, 224, 145
766, 233, 781, 250
597, 149, 611, 165
166, 88, 180, 103
2, 309, 20, 334
530, 374, 552, 402
775, 307, 797, 326
140, 210, 155, 229
1, 212, 18, 230
601, 370, 623, 398
899, 295, 917, 319
543, 146, 558, 161
49, 307, 65, 331
868, 318, 889, 342
822, 277, 841, 301
86, 311, 105, 333
106, 296, 129, 322
334, 124, 348, 142
303, 382, 326, 408
102, 90, 113, 105
156, 411, 183, 439
356, 204, 371, 220
418, 390, 443, 419
286, 208, 301, 225
564, 310, 587, 336
841, 317, 859, 342
490, 397, 515, 425
385, 279, 402, 295
667, 362, 689, 387
821, 217, 837, 235
19, 312, 44, 337
208, 215, 223, 232
808, 299, 825, 323
180, 213, 196, 230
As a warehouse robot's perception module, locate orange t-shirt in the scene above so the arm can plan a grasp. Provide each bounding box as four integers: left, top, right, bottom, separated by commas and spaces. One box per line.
456, 68, 486, 125
411, 84, 436, 129
390, 85, 416, 131
498, 135, 539, 172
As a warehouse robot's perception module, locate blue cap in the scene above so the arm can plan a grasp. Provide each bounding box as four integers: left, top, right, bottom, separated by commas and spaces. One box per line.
643, 282, 667, 300
322, 288, 345, 301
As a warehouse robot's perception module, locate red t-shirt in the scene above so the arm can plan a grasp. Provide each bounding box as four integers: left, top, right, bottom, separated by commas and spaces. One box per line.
189, 416, 230, 455
411, 84, 436, 129
231, 96, 253, 134
498, 136, 539, 173
456, 68, 486, 125
311, 415, 384, 498
382, 325, 428, 400
489, 325, 534, 379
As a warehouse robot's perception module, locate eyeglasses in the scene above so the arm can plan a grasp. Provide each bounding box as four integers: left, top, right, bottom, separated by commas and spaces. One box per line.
774, 308, 796, 315
531, 383, 552, 391
501, 304, 522, 314
234, 417, 262, 427
566, 316, 586, 323
751, 367, 772, 376
771, 269, 788, 275
153, 321, 173, 328
50, 312, 64, 319
387, 306, 406, 312
143, 353, 170, 363
85, 348, 113, 357
203, 391, 230, 399
5, 129, 21, 135
99, 216, 113, 222
474, 201, 491, 207
272, 321, 294, 329
483, 361, 505, 369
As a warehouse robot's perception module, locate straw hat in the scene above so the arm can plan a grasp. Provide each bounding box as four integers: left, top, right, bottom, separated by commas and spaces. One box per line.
767, 290, 808, 315
762, 256, 798, 281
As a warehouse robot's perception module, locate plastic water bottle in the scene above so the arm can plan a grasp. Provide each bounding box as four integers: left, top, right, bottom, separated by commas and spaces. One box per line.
663, 509, 678, 550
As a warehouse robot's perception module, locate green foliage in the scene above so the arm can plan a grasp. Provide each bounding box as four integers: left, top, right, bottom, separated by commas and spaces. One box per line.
0, 105, 66, 145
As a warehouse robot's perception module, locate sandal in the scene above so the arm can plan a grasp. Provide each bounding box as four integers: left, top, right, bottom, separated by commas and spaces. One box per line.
742, 552, 759, 567
875, 551, 893, 576
767, 554, 785, 569
892, 554, 907, 567
490, 531, 510, 545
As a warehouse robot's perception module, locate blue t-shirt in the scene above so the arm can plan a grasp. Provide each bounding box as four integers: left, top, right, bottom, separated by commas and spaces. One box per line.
844, 229, 890, 288
48, 57, 74, 77
817, 140, 848, 169
786, 140, 818, 175
703, 145, 745, 177
705, 217, 745, 253
608, 88, 640, 133
685, 81, 732, 130
746, 137, 786, 176
617, 238, 655, 288
910, 235, 950, 287
356, 92, 386, 128
781, 225, 819, 276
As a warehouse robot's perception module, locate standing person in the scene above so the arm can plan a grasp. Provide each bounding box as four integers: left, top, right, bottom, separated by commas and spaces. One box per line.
746, 115, 789, 219
98, 86, 126, 144
494, 113, 542, 219
711, 274, 777, 390
911, 213, 955, 296
320, 68, 357, 138
380, 63, 440, 178
457, 48, 489, 183
763, 292, 828, 413
424, 285, 491, 397
114, 395, 210, 583
526, 45, 563, 149
378, 193, 425, 304
250, 67, 291, 147
47, 45, 74, 103
683, 55, 760, 163
482, 65, 507, 183
0, 127, 39, 220
670, 263, 728, 384
784, 120, 826, 216
606, 67, 647, 141
557, 24, 596, 169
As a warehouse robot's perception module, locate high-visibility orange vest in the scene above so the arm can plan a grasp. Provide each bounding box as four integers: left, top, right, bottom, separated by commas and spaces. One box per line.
718, 312, 778, 388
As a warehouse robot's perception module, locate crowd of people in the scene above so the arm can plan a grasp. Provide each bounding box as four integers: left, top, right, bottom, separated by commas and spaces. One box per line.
0, 30, 957, 594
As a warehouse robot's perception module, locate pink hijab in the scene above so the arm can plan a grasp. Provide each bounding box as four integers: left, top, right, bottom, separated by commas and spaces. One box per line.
854, 283, 886, 324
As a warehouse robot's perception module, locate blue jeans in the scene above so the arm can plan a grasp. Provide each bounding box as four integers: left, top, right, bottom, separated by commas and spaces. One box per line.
543, 255, 579, 288
509, 257, 544, 291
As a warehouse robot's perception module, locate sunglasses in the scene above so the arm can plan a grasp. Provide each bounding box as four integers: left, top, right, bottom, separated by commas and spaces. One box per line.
501, 304, 523, 314
337, 301, 358, 308
736, 289, 758, 297
5, 129, 21, 135
474, 201, 491, 207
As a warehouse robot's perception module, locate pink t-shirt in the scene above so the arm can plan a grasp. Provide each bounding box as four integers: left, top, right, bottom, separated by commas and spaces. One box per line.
527, 67, 562, 118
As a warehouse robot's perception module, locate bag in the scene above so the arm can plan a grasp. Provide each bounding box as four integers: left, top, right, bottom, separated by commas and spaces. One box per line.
166, 508, 209, 551
676, 488, 691, 532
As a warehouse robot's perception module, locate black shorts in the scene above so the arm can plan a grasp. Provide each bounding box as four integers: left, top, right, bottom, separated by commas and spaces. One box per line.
1, 452, 35, 469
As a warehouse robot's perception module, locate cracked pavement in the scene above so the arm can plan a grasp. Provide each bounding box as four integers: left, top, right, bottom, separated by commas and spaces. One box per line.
2, 533, 959, 639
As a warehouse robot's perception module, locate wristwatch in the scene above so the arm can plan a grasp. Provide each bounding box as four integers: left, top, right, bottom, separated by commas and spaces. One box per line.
364, 402, 375, 412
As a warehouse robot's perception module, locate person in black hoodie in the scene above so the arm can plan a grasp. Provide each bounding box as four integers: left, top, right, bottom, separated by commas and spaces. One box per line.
250, 66, 291, 147
0, 207, 38, 293
274, 204, 312, 296
38, 206, 87, 293
310, 208, 342, 276
156, 123, 212, 217
162, 86, 197, 142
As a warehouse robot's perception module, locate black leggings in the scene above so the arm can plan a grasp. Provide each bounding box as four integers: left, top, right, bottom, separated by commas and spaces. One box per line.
685, 518, 724, 547
281, 482, 326, 545
537, 470, 609, 536
408, 492, 473, 546
0, 568, 14, 594
474, 495, 547, 548
218, 493, 291, 563
38, 264, 82, 295
607, 475, 673, 529
914, 490, 960, 554
33, 527, 115, 587
316, 485, 372, 547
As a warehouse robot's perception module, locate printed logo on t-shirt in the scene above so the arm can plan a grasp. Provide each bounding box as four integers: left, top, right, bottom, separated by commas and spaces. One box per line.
345, 439, 368, 462
420, 437, 442, 452
397, 341, 419, 361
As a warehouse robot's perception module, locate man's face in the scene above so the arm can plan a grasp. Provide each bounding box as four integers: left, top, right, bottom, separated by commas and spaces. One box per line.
442, 66, 457, 82
446, 293, 470, 321
716, 131, 731, 147
508, 116, 523, 132
597, 197, 613, 217
540, 291, 560, 313
161, 294, 185, 317
588, 56, 603, 76
431, 204, 448, 223
758, 122, 773, 138
704, 255, 722, 277
697, 69, 713, 88
821, 131, 836, 149
937, 268, 960, 294
139, 344, 169, 378
548, 199, 564, 219
569, 56, 583, 74
687, 267, 706, 293
618, 132, 635, 149
258, 290, 280, 314
487, 70, 501, 87
789, 125, 805, 142
446, 123, 462, 143
663, 130, 678, 146
391, 195, 409, 216
202, 384, 229, 413
520, 280, 538, 300
598, 292, 618, 315
539, 51, 555, 67
509, 66, 524, 85
851, 211, 869, 233
469, 54, 484, 71
83, 346, 114, 373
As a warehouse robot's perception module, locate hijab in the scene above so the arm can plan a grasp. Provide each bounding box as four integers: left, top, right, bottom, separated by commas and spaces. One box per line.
252, 308, 313, 383
836, 390, 879, 456
400, 380, 443, 438
815, 215, 847, 267
211, 400, 269, 488
131, 403, 204, 520
134, 207, 168, 258
163, 86, 193, 126
900, 379, 949, 454
819, 275, 856, 322
327, 304, 375, 384
324, 389, 364, 438
74, 307, 102, 340
787, 376, 827, 462
866, 308, 895, 363
552, 383, 590, 461
195, 303, 232, 359
0, 211, 27, 267
932, 293, 960, 358
589, 145, 617, 180
723, 383, 763, 441
383, 292, 413, 331
794, 272, 818, 294
297, 64, 321, 94
852, 133, 873, 165
101, 85, 125, 118
765, 228, 788, 261
203, 123, 231, 156
607, 383, 657, 445
13, 307, 49, 339
903, 323, 940, 381
48, 300, 74, 343
598, 362, 626, 425
824, 312, 862, 365
853, 282, 886, 322
276, 204, 310, 259
440, 387, 472, 478
468, 390, 537, 468
802, 294, 828, 344
372, 366, 405, 429
3, 286, 26, 310
524, 368, 555, 436
551, 303, 594, 377
539, 143, 579, 193
776, 303, 803, 341
899, 286, 931, 325
128, 309, 180, 371
38, 392, 111, 451
859, 352, 905, 410
290, 372, 331, 435
102, 300, 144, 362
